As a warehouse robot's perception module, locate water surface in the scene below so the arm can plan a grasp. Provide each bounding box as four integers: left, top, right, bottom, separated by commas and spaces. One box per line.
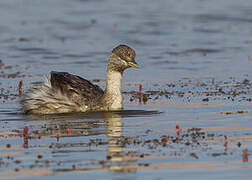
0, 0, 252, 179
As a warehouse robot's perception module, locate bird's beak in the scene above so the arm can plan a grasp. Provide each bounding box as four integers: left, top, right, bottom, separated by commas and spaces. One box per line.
128, 60, 139, 68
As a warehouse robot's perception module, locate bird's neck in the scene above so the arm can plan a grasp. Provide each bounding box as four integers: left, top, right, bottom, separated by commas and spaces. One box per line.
104, 70, 123, 110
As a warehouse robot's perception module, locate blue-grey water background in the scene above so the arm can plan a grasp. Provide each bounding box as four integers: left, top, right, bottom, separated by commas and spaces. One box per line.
1, 0, 252, 179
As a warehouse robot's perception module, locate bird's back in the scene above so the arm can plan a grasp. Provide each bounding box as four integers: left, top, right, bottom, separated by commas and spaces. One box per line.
50, 71, 104, 106
21, 71, 104, 114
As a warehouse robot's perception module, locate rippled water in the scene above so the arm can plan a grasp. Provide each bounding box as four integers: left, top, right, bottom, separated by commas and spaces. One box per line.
0, 0, 252, 179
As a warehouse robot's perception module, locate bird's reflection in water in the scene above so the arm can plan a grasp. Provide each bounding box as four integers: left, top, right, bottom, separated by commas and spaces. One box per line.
26, 110, 160, 173
104, 112, 137, 173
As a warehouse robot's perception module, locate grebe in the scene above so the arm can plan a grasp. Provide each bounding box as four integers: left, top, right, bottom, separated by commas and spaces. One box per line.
21, 45, 138, 114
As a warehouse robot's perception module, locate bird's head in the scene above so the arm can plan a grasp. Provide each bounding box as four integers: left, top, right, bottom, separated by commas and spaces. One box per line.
108, 45, 139, 72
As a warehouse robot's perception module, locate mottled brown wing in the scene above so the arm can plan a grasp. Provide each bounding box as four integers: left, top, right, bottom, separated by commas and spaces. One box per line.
50, 71, 104, 106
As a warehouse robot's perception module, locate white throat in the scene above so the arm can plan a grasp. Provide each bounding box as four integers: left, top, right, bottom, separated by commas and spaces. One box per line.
104, 70, 123, 110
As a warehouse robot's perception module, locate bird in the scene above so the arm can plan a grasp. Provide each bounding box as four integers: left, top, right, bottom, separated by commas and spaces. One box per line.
21, 45, 139, 114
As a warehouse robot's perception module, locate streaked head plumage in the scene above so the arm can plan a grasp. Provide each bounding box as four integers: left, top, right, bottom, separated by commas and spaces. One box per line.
110, 45, 138, 70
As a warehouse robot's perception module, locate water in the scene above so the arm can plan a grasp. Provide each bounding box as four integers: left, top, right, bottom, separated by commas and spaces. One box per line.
0, 0, 252, 179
